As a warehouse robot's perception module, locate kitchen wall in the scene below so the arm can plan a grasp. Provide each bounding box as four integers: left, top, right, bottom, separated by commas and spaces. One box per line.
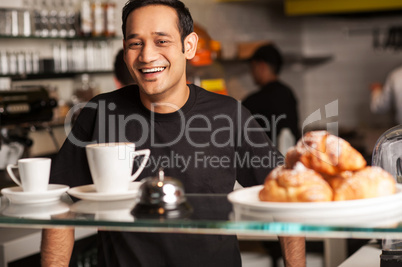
302, 14, 402, 130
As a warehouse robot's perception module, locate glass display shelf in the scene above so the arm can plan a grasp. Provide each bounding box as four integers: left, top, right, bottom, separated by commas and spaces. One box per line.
1, 192, 402, 240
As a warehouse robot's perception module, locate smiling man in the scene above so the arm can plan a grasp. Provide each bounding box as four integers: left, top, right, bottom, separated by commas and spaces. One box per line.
41, 1, 305, 266
123, 3, 195, 113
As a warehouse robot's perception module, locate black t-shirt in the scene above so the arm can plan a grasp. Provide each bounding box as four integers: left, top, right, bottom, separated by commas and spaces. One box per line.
242, 80, 300, 143
51, 84, 283, 267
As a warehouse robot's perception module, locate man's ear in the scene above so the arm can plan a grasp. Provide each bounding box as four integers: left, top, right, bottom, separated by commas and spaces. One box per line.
184, 32, 198, 60
122, 40, 127, 62
123, 38, 127, 52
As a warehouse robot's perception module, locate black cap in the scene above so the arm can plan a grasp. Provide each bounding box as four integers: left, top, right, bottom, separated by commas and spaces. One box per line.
250, 43, 283, 75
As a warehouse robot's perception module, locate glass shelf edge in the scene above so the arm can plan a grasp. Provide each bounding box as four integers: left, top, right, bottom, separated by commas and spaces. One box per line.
1, 217, 402, 239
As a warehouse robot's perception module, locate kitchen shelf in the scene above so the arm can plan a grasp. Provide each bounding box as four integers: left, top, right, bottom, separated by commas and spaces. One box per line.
219, 54, 334, 69
216, 0, 280, 3
0, 34, 122, 41
283, 54, 334, 67
1, 70, 113, 81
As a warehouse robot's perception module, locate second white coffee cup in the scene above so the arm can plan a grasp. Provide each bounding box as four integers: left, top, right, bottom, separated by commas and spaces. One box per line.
86, 142, 150, 193
6, 158, 51, 192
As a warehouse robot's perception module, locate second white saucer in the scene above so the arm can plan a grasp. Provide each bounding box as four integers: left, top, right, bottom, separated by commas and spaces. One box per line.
67, 182, 141, 201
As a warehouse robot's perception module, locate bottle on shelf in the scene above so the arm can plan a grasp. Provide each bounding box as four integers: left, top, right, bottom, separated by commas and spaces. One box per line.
32, 51, 40, 74
10, 9, 18, 36
24, 51, 33, 74
91, 0, 105, 37
80, 0, 92, 37
0, 51, 8, 75
8, 52, 17, 75
33, 0, 42, 37
66, 0, 77, 37
103, 0, 116, 37
39, 0, 50, 37
57, 0, 68, 38
48, 0, 59, 37
21, 0, 33, 37
53, 43, 61, 72
17, 52, 25, 75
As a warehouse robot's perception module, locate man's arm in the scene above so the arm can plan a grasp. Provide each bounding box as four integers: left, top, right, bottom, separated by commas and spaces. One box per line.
41, 228, 75, 267
279, 236, 306, 267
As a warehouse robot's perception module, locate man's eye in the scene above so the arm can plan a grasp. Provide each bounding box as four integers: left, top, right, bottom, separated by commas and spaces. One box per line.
158, 40, 169, 45
128, 42, 142, 49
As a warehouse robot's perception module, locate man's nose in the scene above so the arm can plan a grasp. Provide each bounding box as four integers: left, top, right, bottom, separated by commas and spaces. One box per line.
139, 44, 158, 63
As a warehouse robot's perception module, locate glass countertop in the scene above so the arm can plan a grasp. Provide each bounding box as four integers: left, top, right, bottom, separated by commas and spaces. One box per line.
1, 192, 402, 240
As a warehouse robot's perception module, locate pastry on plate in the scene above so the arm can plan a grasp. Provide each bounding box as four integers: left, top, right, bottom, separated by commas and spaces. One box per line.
259, 163, 333, 202
326, 166, 396, 201
285, 131, 366, 176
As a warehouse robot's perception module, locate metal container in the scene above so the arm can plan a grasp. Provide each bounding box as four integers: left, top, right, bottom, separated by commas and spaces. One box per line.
131, 170, 192, 219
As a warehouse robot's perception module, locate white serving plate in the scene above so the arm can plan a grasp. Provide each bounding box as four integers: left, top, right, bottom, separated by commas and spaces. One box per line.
228, 184, 402, 226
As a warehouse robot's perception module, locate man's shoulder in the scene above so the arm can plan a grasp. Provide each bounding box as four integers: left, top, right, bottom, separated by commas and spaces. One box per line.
92, 84, 139, 101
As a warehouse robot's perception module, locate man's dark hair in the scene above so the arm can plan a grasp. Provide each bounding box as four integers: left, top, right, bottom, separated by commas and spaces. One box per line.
122, 0, 194, 48
114, 49, 135, 86
250, 43, 283, 75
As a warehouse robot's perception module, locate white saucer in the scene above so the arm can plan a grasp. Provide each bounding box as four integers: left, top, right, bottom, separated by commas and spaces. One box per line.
67, 182, 141, 201
1, 184, 70, 204
2, 201, 70, 219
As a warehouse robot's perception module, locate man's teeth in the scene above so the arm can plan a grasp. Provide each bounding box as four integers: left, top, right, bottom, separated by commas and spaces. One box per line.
142, 67, 165, 73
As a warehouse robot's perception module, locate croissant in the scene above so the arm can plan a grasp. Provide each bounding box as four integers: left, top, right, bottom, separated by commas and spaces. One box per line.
326, 166, 396, 201
259, 163, 333, 202
285, 131, 366, 175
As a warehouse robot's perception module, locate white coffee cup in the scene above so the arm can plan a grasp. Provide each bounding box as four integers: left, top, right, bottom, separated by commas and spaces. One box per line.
6, 158, 51, 192
86, 142, 150, 193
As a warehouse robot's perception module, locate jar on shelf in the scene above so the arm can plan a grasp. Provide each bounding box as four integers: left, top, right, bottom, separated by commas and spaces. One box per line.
72, 74, 97, 104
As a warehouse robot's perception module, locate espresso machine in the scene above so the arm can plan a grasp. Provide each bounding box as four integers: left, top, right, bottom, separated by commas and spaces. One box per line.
372, 125, 402, 266
0, 86, 57, 186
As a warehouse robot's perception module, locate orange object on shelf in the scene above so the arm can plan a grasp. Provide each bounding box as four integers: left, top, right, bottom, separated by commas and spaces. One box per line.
188, 23, 227, 95
190, 23, 221, 67
191, 50, 213, 66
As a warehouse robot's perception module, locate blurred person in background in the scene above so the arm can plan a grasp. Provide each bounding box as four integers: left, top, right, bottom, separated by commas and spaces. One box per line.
242, 43, 300, 155
370, 65, 402, 125
113, 48, 135, 88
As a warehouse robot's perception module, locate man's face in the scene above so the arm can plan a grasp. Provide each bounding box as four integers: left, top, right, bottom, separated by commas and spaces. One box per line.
123, 5, 194, 99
